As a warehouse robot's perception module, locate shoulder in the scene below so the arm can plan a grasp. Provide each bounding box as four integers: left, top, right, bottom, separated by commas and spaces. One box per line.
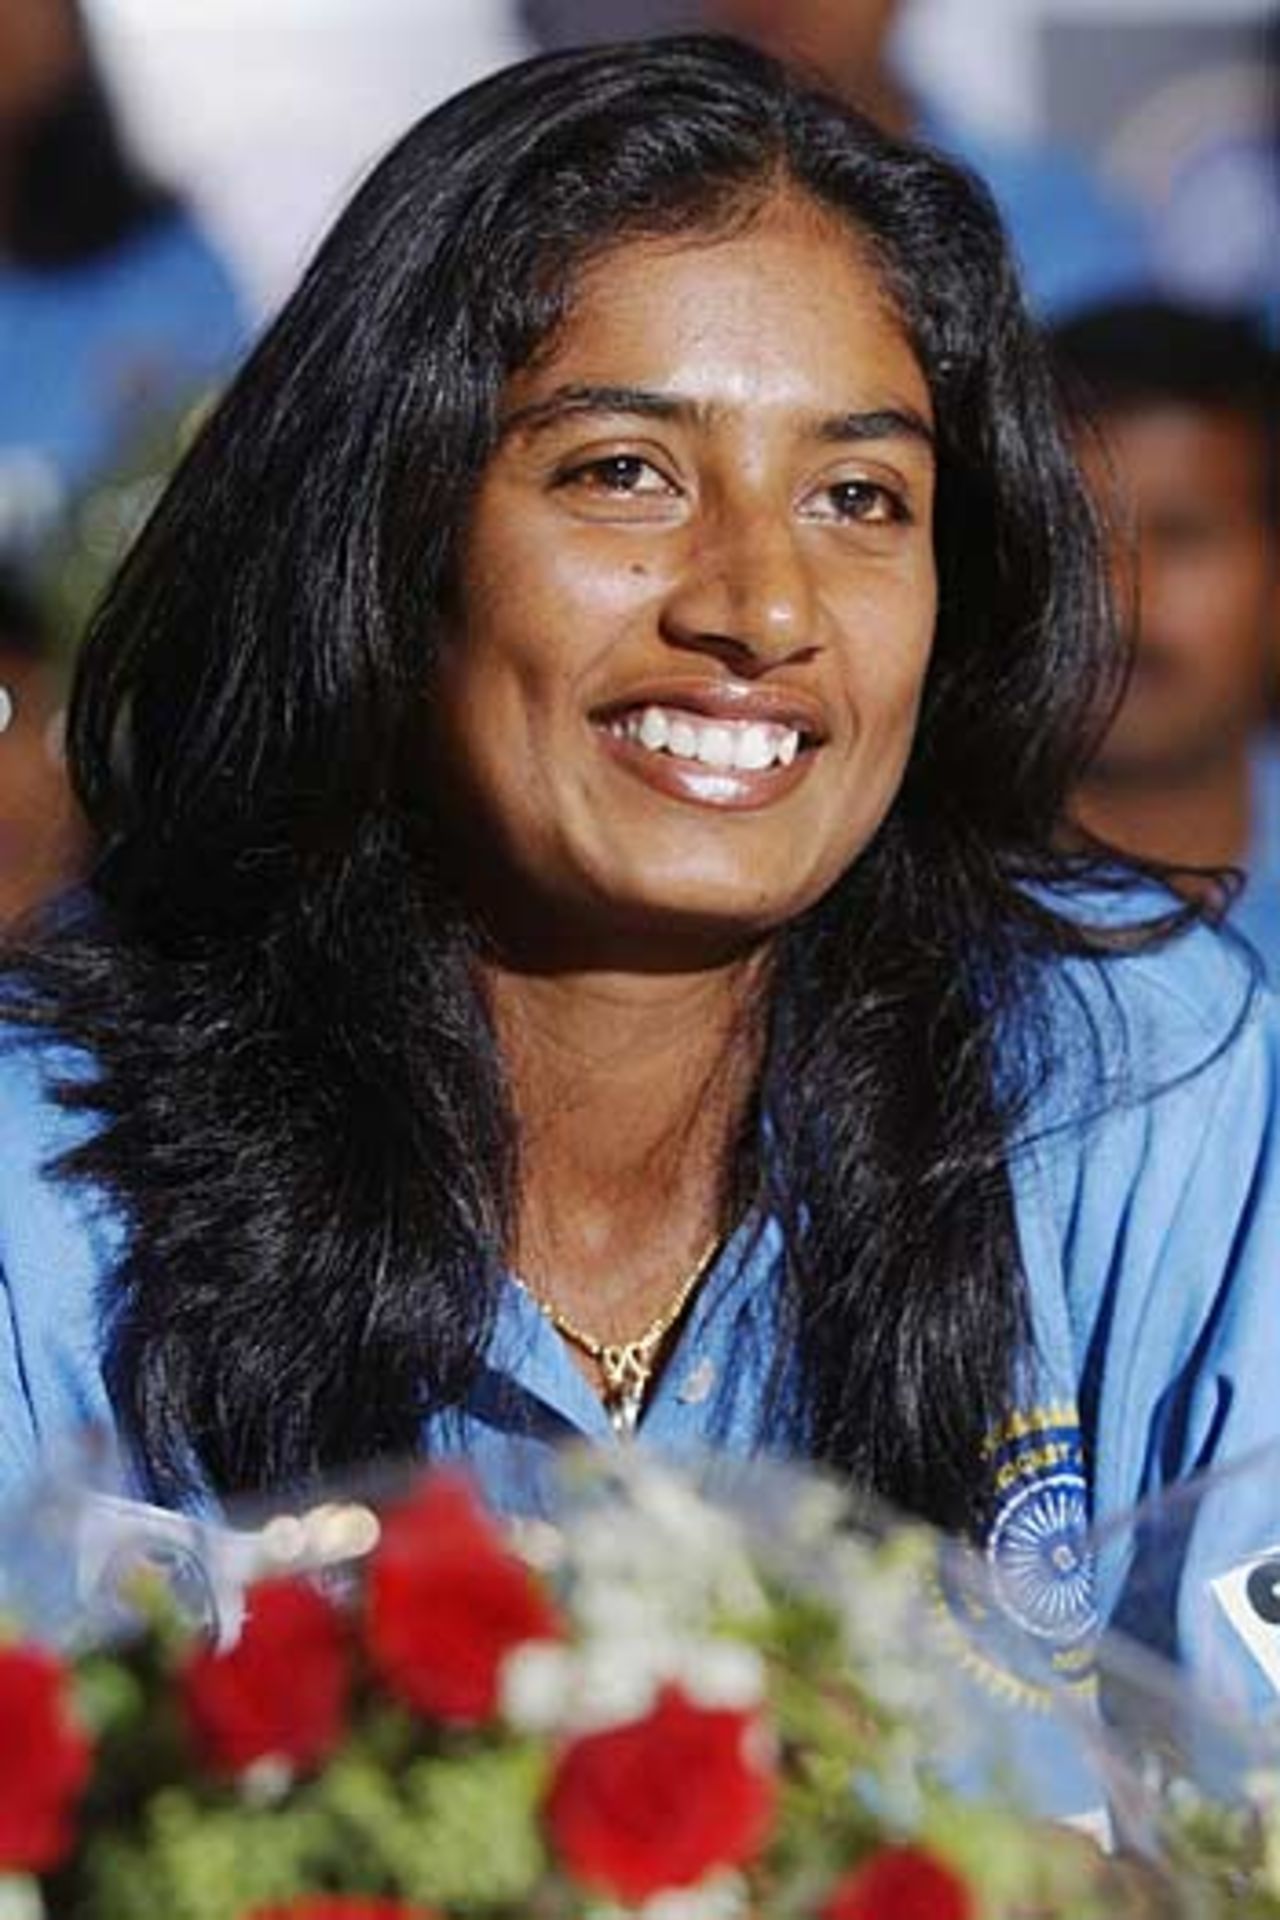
1254, 733, 1280, 798
0, 1018, 104, 1164
1246, 736, 1280, 888
1006, 898, 1279, 1512
1007, 881, 1277, 1326
0, 1021, 120, 1501
1017, 883, 1267, 1123
1035, 921, 1277, 1244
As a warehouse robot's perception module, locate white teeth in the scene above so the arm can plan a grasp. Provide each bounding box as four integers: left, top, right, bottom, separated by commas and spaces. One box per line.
638, 707, 669, 751
619, 705, 804, 772
734, 723, 775, 771
696, 725, 736, 769
667, 717, 700, 760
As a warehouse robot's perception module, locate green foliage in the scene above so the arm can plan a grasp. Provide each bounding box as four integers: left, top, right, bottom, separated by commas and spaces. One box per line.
19, 1461, 1280, 1919
317, 1741, 548, 1911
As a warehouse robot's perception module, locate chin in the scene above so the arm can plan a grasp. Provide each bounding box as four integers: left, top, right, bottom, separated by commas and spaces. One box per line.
598, 871, 828, 953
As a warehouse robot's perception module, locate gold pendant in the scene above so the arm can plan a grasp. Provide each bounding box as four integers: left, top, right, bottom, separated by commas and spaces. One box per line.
601, 1343, 650, 1438
606, 1387, 644, 1438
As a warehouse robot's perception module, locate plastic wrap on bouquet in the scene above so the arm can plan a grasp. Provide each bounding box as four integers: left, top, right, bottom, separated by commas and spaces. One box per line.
1078, 1440, 1280, 1902
0, 1438, 1272, 1917
0, 1432, 267, 1650
1094, 1439, 1280, 1726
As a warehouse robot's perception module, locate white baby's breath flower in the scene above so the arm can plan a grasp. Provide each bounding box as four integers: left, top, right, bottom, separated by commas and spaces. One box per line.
561, 1459, 767, 1627
573, 1579, 672, 1644
504, 1621, 763, 1738
583, 1872, 751, 1920
500, 1640, 576, 1734
571, 1633, 667, 1729
671, 1638, 766, 1712
503, 1632, 674, 1736
238, 1756, 294, 1805
0, 1878, 46, 1920
639, 1871, 753, 1918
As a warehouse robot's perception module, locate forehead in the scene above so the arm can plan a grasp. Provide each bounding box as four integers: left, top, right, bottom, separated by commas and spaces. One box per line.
506, 199, 930, 425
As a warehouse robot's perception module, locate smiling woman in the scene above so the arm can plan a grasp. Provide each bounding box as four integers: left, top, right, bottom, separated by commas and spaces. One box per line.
437, 207, 937, 957
0, 35, 1276, 1722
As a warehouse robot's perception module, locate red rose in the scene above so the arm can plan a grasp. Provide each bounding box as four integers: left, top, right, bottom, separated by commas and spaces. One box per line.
0, 1642, 92, 1871
245, 1902, 440, 1919
365, 1471, 563, 1725
182, 1578, 348, 1776
821, 1845, 974, 1920
545, 1683, 776, 1902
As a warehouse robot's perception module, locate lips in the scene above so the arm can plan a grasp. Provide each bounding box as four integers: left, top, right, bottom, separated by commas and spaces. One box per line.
608, 704, 801, 771
591, 681, 826, 810
593, 681, 827, 741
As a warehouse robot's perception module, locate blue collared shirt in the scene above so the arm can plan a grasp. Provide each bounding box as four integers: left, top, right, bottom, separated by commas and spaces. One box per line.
1235, 735, 1280, 980
426, 1214, 795, 1515
1, 906, 1278, 1757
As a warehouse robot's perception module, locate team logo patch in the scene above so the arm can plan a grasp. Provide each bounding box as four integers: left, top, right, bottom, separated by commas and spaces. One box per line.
932, 1404, 1099, 1709
985, 1406, 1099, 1649
988, 1469, 1097, 1644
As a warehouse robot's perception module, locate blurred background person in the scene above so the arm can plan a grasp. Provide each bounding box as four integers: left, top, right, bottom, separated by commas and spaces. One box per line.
525, 0, 1156, 318
0, 564, 83, 928
0, 0, 246, 556
700, 0, 1154, 316
1053, 300, 1278, 973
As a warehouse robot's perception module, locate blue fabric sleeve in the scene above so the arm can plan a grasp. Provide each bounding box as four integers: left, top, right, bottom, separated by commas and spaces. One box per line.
0, 1031, 119, 1504
1036, 943, 1280, 1706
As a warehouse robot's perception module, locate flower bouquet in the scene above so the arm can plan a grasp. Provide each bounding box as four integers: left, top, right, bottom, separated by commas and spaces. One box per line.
0, 1445, 1276, 1920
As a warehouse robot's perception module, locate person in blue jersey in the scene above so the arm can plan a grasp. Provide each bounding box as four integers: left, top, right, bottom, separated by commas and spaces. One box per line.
1052, 301, 1279, 978
696, 0, 1153, 318
0, 0, 245, 552
0, 37, 1276, 1735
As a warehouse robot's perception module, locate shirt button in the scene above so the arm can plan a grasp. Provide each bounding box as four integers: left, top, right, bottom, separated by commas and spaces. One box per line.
678, 1356, 716, 1405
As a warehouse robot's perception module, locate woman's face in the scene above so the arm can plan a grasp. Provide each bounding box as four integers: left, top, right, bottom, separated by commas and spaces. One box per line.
434, 199, 937, 963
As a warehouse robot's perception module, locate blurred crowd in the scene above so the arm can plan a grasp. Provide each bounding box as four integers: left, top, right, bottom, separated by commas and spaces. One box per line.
1, 0, 1275, 967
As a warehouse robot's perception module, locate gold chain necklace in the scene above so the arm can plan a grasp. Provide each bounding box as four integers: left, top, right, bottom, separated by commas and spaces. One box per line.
512, 1234, 722, 1438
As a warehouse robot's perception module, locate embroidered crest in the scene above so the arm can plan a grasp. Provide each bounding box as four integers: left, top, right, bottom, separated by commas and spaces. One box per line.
988, 1470, 1097, 1643
932, 1404, 1099, 1710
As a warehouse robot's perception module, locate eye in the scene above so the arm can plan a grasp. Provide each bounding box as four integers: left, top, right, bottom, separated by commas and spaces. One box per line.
557, 454, 676, 497
804, 477, 910, 526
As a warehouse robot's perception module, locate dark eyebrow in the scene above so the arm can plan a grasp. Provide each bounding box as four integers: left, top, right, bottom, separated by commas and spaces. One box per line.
499, 383, 935, 453
499, 385, 691, 438
816, 407, 935, 452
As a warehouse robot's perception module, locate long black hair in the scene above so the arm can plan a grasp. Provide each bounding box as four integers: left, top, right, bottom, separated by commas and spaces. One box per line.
5, 36, 1165, 1522
4, 2, 176, 267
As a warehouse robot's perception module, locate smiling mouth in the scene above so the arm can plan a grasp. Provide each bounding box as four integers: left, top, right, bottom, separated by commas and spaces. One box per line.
605, 703, 803, 772
593, 699, 820, 811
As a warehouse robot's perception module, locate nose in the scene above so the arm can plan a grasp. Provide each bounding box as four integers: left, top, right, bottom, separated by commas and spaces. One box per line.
659, 501, 821, 672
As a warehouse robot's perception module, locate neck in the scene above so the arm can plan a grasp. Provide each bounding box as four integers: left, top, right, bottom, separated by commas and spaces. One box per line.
1074, 747, 1254, 872
483, 951, 769, 1328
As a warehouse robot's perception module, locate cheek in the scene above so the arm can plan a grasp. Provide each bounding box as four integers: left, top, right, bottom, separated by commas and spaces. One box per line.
467, 508, 665, 628
841, 579, 937, 739
451, 542, 664, 737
